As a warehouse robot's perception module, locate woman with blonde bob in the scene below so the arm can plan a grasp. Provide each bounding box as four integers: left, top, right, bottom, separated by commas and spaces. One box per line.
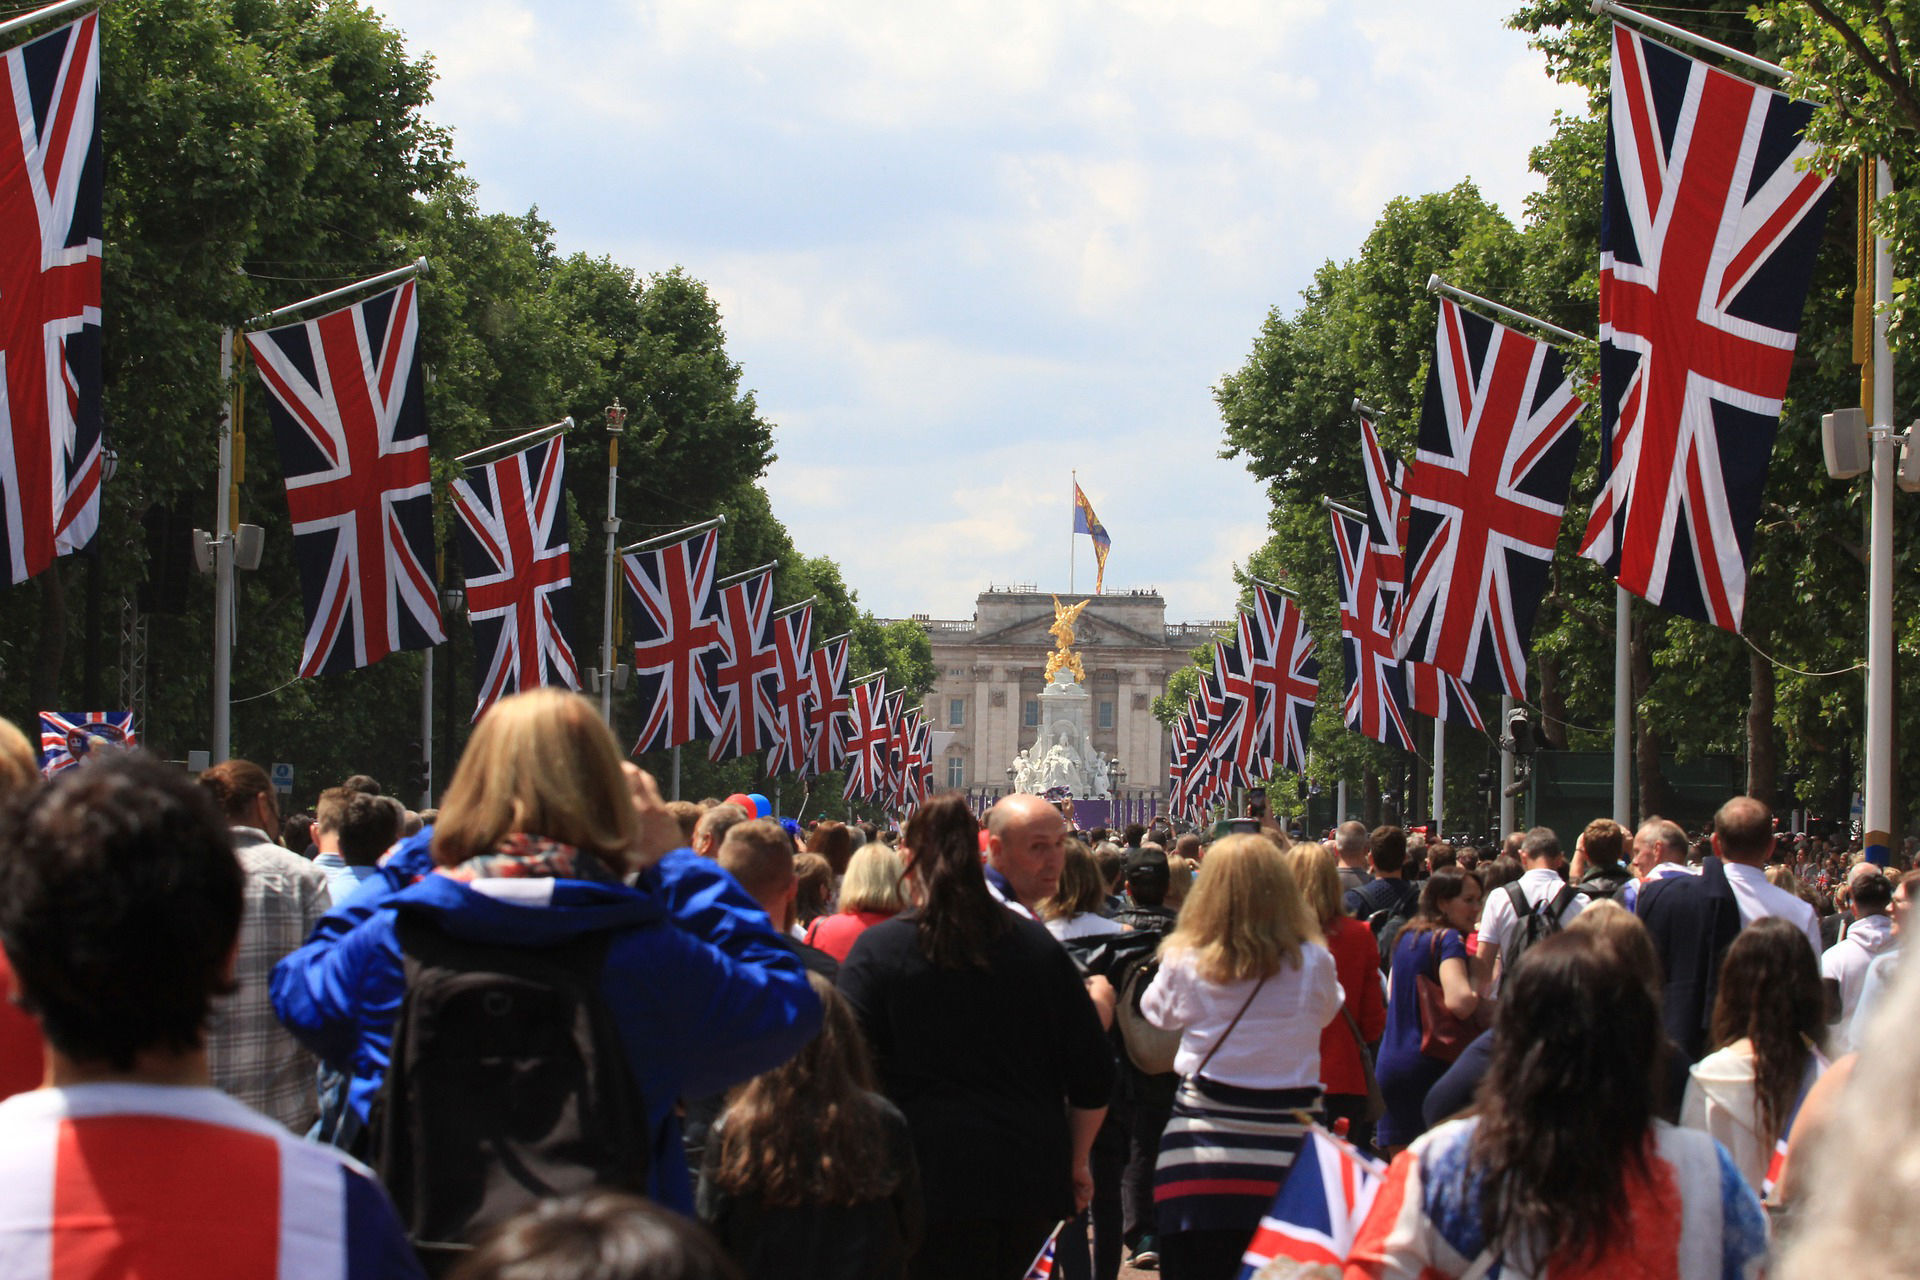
270, 688, 822, 1228
1141, 835, 1343, 1280
804, 843, 908, 963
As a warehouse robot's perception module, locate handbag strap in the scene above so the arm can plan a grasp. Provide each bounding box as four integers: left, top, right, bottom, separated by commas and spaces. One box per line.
1193, 972, 1270, 1078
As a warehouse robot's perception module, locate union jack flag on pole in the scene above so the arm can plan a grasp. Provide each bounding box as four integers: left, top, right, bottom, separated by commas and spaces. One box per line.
1236, 1127, 1385, 1278
706, 569, 781, 764
1397, 299, 1583, 695
843, 676, 890, 805
1577, 24, 1833, 632
246, 280, 444, 676
1240, 585, 1318, 776
623, 527, 725, 754
804, 634, 851, 776
1332, 511, 1413, 751
451, 434, 579, 719
0, 9, 101, 587
38, 709, 132, 776
764, 602, 814, 776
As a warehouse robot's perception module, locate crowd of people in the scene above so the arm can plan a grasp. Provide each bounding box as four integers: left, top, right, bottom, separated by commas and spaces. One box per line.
0, 695, 1914, 1278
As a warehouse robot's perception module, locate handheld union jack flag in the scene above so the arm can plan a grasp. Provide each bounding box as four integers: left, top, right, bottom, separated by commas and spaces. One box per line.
624, 527, 723, 753
1240, 585, 1318, 775
804, 635, 851, 776
0, 11, 101, 587
1577, 25, 1833, 632
451, 435, 578, 719
247, 280, 444, 677
1332, 511, 1413, 751
764, 603, 814, 776
1023, 1221, 1063, 1280
1397, 299, 1583, 695
1236, 1127, 1384, 1278
843, 676, 890, 805
38, 710, 132, 777
707, 570, 780, 764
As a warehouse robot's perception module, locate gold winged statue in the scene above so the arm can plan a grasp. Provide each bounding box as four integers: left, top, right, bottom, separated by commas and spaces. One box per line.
1044, 595, 1090, 685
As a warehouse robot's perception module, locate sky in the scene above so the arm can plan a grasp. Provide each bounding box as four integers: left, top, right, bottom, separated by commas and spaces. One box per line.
364, 0, 1582, 624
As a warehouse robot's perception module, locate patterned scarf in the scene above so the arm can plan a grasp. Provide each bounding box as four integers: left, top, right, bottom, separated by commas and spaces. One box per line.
437, 832, 622, 885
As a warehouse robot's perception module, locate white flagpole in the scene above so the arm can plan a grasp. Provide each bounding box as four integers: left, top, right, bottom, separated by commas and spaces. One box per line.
1433, 718, 1445, 836
1614, 585, 1632, 826
599, 400, 625, 723
1499, 695, 1517, 836
212, 329, 235, 763
1069, 471, 1076, 595
420, 646, 434, 807
1864, 157, 1895, 863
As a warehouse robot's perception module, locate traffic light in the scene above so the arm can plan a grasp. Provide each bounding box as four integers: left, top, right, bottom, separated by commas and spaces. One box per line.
1505, 707, 1537, 756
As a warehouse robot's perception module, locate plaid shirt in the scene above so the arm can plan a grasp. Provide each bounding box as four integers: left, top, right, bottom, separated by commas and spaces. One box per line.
206, 828, 331, 1133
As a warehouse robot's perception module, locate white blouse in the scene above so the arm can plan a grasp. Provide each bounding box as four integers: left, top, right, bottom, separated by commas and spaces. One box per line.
1142, 944, 1343, 1090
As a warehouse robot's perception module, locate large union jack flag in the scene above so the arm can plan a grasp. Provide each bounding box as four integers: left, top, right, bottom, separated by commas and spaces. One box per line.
1577, 25, 1833, 632
1358, 414, 1406, 601
0, 12, 100, 587
843, 676, 890, 804
624, 528, 724, 754
1237, 1128, 1384, 1278
451, 435, 578, 719
1208, 637, 1261, 786
1396, 299, 1583, 695
804, 634, 851, 776
706, 569, 781, 764
247, 280, 443, 677
1241, 586, 1319, 776
1404, 662, 1485, 730
1332, 511, 1413, 750
763, 602, 813, 776
38, 709, 131, 776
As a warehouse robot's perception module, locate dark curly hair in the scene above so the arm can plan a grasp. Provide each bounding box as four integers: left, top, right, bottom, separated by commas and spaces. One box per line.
0, 753, 242, 1070
903, 792, 1007, 970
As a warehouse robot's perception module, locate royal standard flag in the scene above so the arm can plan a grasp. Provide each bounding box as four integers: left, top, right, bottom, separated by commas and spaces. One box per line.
1073, 481, 1112, 593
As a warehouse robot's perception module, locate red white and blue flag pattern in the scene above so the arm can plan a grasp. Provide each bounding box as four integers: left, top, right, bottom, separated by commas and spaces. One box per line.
0, 12, 101, 587
1236, 1127, 1384, 1278
450, 435, 579, 719
842, 677, 891, 806
1332, 510, 1414, 751
37, 710, 131, 776
707, 569, 781, 764
804, 635, 852, 777
1398, 299, 1583, 696
1578, 24, 1833, 632
1241, 585, 1319, 776
623, 528, 723, 754
246, 280, 444, 677
763, 603, 813, 776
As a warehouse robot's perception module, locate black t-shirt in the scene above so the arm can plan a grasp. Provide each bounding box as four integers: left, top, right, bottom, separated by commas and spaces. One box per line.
1344, 876, 1418, 923
837, 912, 1115, 1223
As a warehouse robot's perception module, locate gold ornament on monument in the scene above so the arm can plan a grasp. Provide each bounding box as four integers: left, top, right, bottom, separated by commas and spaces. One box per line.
1043, 595, 1089, 685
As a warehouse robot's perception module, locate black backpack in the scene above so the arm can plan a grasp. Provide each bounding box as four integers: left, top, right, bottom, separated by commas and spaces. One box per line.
371, 911, 649, 1270
1366, 881, 1420, 972
1501, 881, 1579, 978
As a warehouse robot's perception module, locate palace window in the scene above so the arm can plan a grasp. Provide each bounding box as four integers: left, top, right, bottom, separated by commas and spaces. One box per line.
1098, 700, 1115, 729
947, 756, 965, 787
1024, 699, 1040, 727
949, 697, 965, 726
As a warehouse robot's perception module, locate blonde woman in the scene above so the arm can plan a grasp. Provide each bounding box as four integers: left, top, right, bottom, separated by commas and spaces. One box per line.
269, 688, 822, 1230
1141, 834, 1343, 1280
1165, 854, 1197, 911
804, 843, 908, 963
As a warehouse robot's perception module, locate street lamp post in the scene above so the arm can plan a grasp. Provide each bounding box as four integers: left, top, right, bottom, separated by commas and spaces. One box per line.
598, 399, 627, 724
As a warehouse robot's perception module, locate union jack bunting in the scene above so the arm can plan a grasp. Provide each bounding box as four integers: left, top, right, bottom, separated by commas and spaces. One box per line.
1332, 511, 1413, 751
0, 12, 101, 587
706, 570, 781, 764
843, 677, 890, 804
1404, 662, 1485, 730
1577, 25, 1833, 632
1397, 299, 1583, 694
763, 603, 814, 776
804, 635, 851, 776
246, 280, 443, 677
624, 528, 724, 753
450, 435, 579, 719
1240, 585, 1318, 775
1236, 1128, 1385, 1278
38, 709, 131, 777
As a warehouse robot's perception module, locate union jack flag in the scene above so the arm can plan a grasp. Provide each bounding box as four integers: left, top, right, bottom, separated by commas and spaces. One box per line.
0, 12, 100, 587
1358, 414, 1406, 603
879, 689, 909, 810
38, 709, 131, 776
706, 570, 780, 764
1209, 637, 1262, 785
843, 677, 890, 804
623, 528, 724, 753
1237, 1128, 1385, 1278
450, 435, 578, 719
1240, 586, 1318, 775
763, 603, 814, 776
1577, 25, 1833, 632
804, 635, 851, 776
1404, 662, 1485, 730
1023, 1223, 1063, 1280
896, 707, 932, 810
246, 280, 443, 677
1397, 299, 1583, 695
1332, 511, 1413, 751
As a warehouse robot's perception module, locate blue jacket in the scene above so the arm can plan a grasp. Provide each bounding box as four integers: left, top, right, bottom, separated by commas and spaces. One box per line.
270, 830, 822, 1212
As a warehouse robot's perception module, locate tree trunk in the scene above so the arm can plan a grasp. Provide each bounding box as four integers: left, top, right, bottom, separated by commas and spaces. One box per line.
30, 563, 66, 714
1631, 611, 1671, 820
1747, 646, 1776, 807
1537, 652, 1570, 750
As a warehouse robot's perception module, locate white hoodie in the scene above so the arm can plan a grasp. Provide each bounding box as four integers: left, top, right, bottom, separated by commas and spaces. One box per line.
1822, 914, 1899, 1052
1681, 1040, 1827, 1192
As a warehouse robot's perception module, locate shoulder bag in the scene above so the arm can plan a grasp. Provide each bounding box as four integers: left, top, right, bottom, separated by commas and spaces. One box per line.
1415, 930, 1476, 1064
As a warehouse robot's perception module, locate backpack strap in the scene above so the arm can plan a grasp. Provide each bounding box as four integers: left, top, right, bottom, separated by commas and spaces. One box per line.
1503, 881, 1531, 921
1545, 883, 1578, 921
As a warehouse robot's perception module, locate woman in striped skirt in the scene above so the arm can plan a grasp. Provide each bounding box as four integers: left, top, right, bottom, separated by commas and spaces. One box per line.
1141, 834, 1344, 1280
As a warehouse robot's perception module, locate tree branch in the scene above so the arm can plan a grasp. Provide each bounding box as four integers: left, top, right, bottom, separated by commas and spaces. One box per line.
1803, 0, 1920, 134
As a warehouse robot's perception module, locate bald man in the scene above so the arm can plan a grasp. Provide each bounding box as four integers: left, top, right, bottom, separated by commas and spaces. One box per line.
984, 793, 1068, 918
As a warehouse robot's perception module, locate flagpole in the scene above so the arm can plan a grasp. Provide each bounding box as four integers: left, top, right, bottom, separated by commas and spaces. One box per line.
249, 257, 430, 328
1499, 695, 1517, 836
1433, 718, 1445, 836
0, 0, 100, 41
420, 646, 434, 807
1864, 156, 1895, 864
212, 329, 235, 763
617, 513, 727, 557
1069, 472, 1076, 595
599, 400, 626, 724
1614, 585, 1632, 826
717, 561, 779, 588
1426, 275, 1595, 348
453, 417, 573, 467
1588, 0, 1797, 86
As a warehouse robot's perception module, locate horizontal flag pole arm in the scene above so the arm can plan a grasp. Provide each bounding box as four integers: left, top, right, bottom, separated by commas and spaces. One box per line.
1428, 275, 1596, 347
818, 630, 852, 646
1322, 498, 1367, 520
618, 514, 725, 555
1589, 0, 1794, 85
250, 257, 431, 328
716, 560, 778, 587
1351, 398, 1384, 419
454, 417, 573, 465
850, 669, 888, 686
0, 0, 99, 41
773, 596, 816, 618
1247, 575, 1297, 597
